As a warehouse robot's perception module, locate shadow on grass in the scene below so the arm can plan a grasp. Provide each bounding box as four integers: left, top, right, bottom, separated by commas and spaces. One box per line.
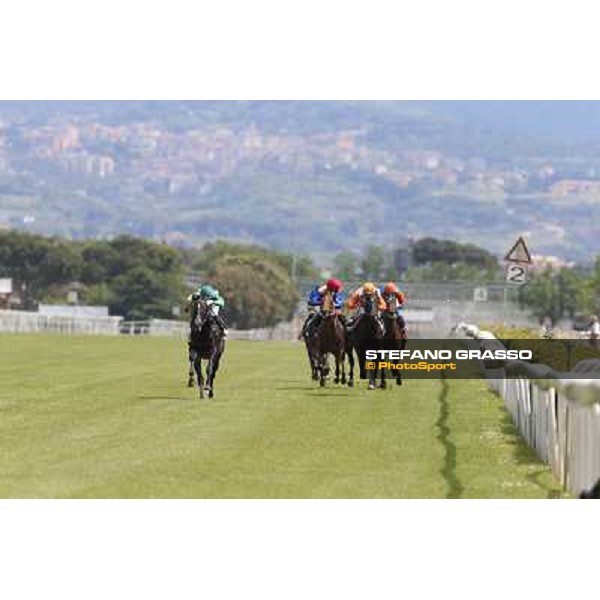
137, 395, 190, 402
306, 391, 353, 398
498, 411, 564, 499
436, 376, 464, 499
275, 386, 320, 392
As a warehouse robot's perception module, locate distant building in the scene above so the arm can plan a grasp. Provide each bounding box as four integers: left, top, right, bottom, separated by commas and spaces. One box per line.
530, 254, 574, 271
336, 134, 355, 151
53, 125, 80, 152
550, 179, 600, 197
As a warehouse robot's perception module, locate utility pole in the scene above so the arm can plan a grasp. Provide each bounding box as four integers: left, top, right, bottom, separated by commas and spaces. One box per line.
290, 225, 297, 283
291, 252, 297, 282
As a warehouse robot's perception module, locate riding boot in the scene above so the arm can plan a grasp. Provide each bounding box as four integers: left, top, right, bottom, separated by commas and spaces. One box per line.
214, 314, 228, 337
309, 312, 323, 336
299, 314, 314, 339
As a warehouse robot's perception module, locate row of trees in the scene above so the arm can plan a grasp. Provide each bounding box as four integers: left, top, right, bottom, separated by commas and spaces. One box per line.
521, 263, 600, 324
0, 231, 312, 326
329, 238, 600, 325
330, 237, 500, 283
332, 245, 397, 282
0, 231, 186, 319
4, 229, 597, 328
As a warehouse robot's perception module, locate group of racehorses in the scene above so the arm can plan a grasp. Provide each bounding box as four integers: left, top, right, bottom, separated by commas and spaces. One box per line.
302, 290, 407, 390
185, 291, 407, 399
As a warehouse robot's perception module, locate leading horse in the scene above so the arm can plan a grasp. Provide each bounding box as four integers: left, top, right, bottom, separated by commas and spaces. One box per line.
350, 293, 384, 390
187, 298, 226, 399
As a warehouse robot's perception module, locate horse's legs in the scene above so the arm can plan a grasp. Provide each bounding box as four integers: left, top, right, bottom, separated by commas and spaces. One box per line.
310, 346, 320, 381
359, 356, 366, 380
368, 344, 377, 390
305, 339, 317, 381
378, 339, 387, 389
188, 364, 195, 387
334, 353, 340, 384
340, 350, 346, 385
368, 365, 377, 390
206, 352, 222, 398
346, 347, 354, 387
205, 358, 213, 398
319, 352, 327, 387
379, 364, 387, 389
194, 356, 204, 399
397, 336, 406, 386
187, 347, 195, 387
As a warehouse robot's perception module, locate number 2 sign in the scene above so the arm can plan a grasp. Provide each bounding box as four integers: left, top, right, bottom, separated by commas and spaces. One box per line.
506, 264, 527, 284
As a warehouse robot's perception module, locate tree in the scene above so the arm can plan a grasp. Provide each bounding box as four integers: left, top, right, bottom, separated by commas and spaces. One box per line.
110, 266, 183, 320
332, 251, 359, 280
208, 254, 299, 329
361, 245, 386, 280
191, 240, 317, 280
412, 237, 498, 269
404, 262, 496, 283
521, 267, 585, 323
80, 241, 122, 284
108, 235, 183, 275
0, 231, 82, 308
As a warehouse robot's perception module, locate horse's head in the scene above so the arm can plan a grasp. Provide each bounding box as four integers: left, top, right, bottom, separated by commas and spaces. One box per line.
385, 294, 398, 316
192, 298, 211, 332
363, 293, 377, 316
322, 291, 335, 314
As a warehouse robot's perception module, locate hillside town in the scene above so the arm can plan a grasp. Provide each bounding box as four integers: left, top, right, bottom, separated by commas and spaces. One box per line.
2, 116, 599, 201
1, 104, 600, 265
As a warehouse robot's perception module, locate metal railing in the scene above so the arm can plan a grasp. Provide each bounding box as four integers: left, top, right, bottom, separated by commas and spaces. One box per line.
456, 322, 600, 496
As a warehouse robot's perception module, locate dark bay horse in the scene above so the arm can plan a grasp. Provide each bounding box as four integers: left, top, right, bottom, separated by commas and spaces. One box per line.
351, 293, 384, 390
381, 312, 408, 388
315, 293, 347, 387
187, 299, 225, 399
302, 326, 320, 381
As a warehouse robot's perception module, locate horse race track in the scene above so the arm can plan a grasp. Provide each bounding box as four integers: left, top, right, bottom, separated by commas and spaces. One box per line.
0, 334, 568, 498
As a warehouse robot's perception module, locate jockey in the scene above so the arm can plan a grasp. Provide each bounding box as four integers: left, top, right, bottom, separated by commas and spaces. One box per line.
299, 278, 344, 338
307, 286, 323, 314
187, 283, 228, 337
346, 281, 386, 335
380, 281, 406, 316
380, 281, 408, 339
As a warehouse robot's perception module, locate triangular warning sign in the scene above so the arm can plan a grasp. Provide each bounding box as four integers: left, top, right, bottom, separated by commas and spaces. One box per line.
505, 236, 532, 264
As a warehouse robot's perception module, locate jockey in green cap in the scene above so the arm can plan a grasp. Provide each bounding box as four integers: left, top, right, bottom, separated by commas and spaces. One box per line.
187, 284, 228, 337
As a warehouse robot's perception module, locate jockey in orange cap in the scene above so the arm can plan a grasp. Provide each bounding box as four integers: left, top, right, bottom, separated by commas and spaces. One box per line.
299, 278, 345, 339
380, 281, 407, 339
345, 281, 386, 336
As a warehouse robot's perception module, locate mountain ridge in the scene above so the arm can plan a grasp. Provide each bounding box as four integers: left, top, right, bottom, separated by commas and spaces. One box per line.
0, 101, 598, 263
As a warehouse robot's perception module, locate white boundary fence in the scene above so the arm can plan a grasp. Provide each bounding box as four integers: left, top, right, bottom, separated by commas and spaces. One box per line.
455, 323, 600, 496
0, 309, 122, 335
0, 310, 298, 341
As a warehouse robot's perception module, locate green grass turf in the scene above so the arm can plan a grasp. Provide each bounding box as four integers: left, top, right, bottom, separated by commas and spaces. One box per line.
0, 335, 569, 498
